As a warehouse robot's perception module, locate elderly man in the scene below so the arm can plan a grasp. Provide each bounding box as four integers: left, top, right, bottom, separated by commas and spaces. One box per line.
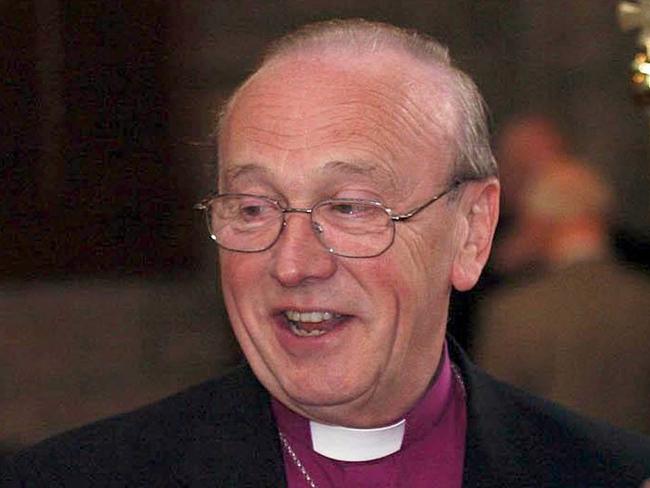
3, 19, 650, 487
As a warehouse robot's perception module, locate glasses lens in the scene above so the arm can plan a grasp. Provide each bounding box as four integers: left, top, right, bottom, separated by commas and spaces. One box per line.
314, 200, 394, 257
207, 195, 282, 252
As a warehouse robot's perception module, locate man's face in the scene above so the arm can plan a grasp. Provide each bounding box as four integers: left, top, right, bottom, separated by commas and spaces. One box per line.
218, 52, 474, 427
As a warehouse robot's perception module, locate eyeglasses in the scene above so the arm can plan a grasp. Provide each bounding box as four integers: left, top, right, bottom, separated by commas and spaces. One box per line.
194, 182, 460, 258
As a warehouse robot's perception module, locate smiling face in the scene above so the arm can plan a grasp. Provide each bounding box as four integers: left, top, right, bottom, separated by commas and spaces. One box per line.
217, 49, 498, 427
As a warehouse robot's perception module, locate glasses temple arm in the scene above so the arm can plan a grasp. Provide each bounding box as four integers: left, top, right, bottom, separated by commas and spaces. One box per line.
390, 180, 464, 222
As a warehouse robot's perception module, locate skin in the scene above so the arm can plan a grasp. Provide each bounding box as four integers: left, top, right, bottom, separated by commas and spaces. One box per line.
217, 48, 499, 428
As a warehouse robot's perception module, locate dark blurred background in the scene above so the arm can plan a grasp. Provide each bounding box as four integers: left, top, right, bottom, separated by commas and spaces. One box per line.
2, 1, 649, 454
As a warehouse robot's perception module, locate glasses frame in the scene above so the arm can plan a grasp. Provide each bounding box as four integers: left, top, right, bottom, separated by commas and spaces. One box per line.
194, 180, 462, 258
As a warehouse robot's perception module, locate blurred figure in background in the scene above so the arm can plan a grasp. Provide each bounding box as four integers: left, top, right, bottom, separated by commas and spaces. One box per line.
492, 115, 584, 274
475, 116, 650, 434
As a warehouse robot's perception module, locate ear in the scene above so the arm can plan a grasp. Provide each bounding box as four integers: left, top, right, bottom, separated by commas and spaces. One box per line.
451, 178, 500, 291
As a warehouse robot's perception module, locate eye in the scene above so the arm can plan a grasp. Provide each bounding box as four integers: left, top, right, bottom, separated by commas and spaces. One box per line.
238, 198, 276, 221
327, 201, 379, 218
240, 203, 264, 217
332, 203, 352, 214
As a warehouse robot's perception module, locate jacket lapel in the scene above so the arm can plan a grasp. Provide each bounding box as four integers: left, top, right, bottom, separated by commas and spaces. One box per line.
449, 338, 534, 488
171, 365, 287, 487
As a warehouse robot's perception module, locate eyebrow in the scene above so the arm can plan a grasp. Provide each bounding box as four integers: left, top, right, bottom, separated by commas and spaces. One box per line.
321, 160, 401, 195
220, 163, 270, 186
221, 159, 401, 195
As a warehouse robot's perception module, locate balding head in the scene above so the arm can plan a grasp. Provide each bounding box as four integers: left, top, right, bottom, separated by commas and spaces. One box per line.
218, 19, 496, 184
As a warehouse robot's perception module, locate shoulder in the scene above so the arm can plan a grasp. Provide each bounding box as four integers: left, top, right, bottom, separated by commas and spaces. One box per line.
1, 364, 274, 485
454, 344, 650, 486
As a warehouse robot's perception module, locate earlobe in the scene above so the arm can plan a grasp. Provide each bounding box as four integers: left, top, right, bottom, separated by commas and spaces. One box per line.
451, 178, 500, 291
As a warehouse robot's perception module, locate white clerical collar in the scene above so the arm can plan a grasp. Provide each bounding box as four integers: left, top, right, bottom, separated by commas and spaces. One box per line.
310, 418, 406, 462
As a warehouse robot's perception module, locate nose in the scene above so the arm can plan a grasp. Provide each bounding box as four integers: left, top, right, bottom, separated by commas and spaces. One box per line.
269, 212, 337, 287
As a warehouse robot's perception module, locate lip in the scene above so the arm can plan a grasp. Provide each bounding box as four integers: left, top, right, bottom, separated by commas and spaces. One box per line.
272, 304, 348, 315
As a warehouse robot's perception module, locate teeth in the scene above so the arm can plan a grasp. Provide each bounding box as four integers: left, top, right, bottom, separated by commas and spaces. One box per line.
288, 322, 327, 337
285, 310, 335, 323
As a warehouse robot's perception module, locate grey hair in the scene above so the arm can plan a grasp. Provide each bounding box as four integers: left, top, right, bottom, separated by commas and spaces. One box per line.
218, 19, 497, 181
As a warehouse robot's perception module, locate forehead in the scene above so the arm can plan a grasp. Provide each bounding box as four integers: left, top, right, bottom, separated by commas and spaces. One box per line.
219, 51, 458, 194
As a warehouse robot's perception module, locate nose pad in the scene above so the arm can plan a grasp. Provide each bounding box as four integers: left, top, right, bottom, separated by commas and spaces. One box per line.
311, 220, 334, 253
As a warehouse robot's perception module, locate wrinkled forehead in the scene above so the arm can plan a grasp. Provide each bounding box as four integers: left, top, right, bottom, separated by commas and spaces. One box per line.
218, 50, 460, 187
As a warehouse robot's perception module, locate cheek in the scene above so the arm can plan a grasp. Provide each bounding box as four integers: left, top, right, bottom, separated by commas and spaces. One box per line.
219, 256, 238, 297
390, 227, 456, 298
219, 253, 265, 304
356, 243, 428, 316
218, 254, 270, 349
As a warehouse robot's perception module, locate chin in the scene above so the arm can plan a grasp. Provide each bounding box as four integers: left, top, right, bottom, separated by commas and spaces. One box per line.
285, 384, 359, 408
276, 369, 379, 416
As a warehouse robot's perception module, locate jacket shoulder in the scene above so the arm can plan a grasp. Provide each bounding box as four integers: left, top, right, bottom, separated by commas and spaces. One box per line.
1, 365, 279, 486
462, 357, 650, 486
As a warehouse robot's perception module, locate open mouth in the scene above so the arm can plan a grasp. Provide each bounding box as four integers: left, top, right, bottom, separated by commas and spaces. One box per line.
283, 310, 345, 337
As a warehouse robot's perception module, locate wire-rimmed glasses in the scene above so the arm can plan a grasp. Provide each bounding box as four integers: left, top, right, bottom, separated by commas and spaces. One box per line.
194, 182, 459, 258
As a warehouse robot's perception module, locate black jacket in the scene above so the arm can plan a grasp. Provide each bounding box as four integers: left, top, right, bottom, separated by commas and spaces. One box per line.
2, 340, 650, 487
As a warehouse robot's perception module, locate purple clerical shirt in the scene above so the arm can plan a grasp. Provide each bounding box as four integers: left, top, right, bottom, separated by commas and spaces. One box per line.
271, 343, 467, 487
